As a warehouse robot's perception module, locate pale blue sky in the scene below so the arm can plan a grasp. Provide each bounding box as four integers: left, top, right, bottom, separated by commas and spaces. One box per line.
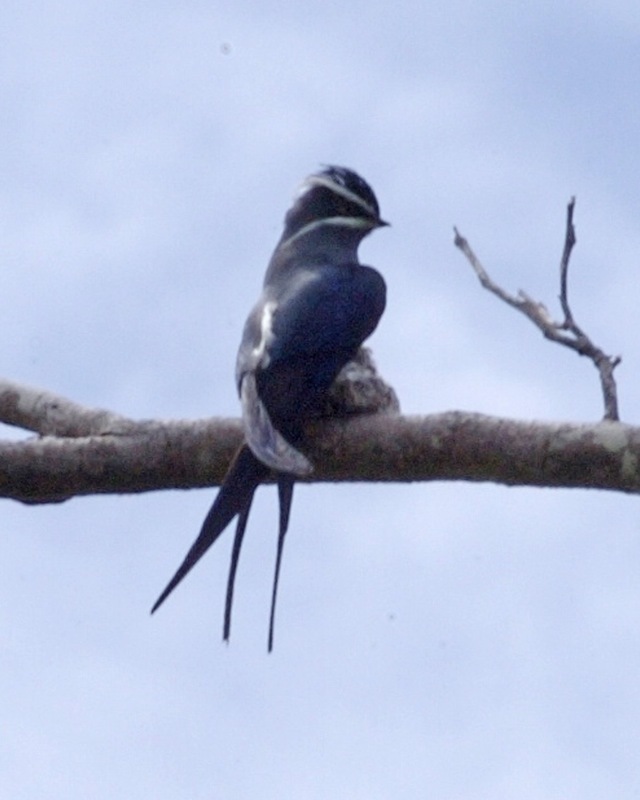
2, 2, 640, 798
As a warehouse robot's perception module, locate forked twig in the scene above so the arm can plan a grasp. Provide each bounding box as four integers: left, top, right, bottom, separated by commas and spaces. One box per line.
454, 198, 621, 420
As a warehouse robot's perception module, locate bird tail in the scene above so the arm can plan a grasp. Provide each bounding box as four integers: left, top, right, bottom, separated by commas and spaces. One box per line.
268, 475, 295, 651
220, 474, 295, 651
151, 445, 268, 615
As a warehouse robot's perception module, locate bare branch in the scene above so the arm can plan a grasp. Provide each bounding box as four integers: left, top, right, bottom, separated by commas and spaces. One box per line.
454, 199, 621, 421
0, 378, 137, 437
2, 411, 640, 504
556, 198, 621, 421
558, 196, 578, 324
0, 416, 242, 503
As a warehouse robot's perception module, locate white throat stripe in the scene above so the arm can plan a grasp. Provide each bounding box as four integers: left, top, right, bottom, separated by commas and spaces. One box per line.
283, 215, 377, 247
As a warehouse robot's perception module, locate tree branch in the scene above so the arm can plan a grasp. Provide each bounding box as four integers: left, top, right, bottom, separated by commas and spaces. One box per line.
0, 378, 137, 437
2, 407, 640, 504
454, 198, 621, 420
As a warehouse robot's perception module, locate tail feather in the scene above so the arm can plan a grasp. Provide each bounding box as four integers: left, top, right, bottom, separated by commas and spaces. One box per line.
223, 501, 252, 643
151, 445, 268, 615
267, 475, 295, 652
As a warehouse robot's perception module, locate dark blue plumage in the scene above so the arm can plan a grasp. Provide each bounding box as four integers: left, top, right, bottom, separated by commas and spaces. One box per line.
248, 263, 385, 446
151, 166, 388, 650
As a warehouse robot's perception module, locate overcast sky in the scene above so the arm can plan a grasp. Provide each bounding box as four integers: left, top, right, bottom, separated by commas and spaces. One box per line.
3, 1, 640, 798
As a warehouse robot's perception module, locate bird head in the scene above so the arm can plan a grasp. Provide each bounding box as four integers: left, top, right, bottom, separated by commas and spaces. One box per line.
279, 165, 388, 256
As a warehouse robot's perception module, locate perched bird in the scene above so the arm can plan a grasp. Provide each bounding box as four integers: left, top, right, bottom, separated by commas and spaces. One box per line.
151, 166, 388, 650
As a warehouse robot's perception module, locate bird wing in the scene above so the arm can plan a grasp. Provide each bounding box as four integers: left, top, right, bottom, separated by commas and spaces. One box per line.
255, 263, 386, 441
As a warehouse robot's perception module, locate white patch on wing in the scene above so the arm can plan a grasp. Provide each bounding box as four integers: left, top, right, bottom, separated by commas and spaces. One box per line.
251, 300, 277, 368
240, 374, 313, 477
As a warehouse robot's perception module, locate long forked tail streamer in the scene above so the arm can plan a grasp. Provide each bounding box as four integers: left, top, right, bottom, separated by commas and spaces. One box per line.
151, 445, 268, 615
223, 502, 252, 642
268, 475, 295, 652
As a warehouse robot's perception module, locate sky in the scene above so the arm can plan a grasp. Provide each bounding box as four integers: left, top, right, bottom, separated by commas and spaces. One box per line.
2, 1, 640, 797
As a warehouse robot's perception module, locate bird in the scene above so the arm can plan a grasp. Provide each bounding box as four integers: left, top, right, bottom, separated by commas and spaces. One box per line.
151, 165, 388, 650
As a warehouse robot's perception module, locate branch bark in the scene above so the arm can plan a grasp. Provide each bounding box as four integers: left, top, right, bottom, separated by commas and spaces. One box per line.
2, 407, 640, 504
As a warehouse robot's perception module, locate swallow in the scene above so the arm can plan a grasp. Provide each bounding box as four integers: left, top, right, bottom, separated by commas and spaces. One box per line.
151, 166, 388, 650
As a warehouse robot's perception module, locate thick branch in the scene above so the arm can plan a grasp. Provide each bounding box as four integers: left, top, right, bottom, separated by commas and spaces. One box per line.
2, 412, 640, 504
